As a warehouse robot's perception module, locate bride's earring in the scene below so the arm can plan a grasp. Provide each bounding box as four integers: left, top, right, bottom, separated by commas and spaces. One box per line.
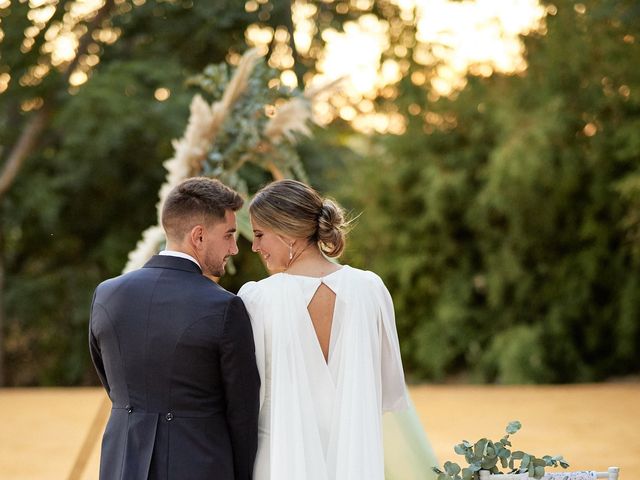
288, 243, 294, 261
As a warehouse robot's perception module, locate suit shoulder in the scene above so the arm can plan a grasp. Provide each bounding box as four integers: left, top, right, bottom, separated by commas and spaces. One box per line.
192, 277, 238, 309
199, 276, 235, 296
94, 270, 134, 298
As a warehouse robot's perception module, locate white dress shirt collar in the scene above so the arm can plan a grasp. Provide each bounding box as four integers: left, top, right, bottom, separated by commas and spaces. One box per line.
159, 250, 201, 269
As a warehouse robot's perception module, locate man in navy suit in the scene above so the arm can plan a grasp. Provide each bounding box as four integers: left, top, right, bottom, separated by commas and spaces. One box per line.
89, 177, 260, 480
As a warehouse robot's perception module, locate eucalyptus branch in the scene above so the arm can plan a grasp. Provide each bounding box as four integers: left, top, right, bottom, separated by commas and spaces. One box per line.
433, 422, 569, 480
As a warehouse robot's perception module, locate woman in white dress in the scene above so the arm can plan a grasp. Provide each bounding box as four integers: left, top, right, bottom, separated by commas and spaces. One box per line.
238, 179, 412, 480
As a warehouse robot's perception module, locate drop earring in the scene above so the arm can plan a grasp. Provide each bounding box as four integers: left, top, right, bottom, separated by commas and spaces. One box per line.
289, 243, 293, 260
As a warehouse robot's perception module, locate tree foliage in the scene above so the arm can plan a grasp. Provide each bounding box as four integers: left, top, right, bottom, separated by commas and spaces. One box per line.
337, 0, 640, 383
1, 1, 262, 385
2, 0, 638, 386
0, 0, 365, 386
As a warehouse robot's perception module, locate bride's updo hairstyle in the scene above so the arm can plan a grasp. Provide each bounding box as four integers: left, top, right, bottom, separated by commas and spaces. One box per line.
250, 179, 347, 257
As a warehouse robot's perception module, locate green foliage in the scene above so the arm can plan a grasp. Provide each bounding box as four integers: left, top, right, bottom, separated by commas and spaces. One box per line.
194, 60, 308, 190
3, 0, 639, 386
3, 57, 191, 385
1, 0, 376, 386
337, 0, 640, 383
1, 1, 261, 385
433, 422, 569, 480
1, 0, 344, 385
183, 57, 313, 248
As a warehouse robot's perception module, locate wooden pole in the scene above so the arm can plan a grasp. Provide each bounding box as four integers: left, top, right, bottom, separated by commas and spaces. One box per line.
66, 395, 110, 480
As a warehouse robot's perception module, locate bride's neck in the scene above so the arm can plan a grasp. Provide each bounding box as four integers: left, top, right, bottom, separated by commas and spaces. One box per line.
285, 244, 341, 277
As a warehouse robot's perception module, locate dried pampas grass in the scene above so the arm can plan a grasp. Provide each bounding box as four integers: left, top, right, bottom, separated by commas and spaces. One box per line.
123, 50, 261, 273
264, 77, 345, 144
124, 54, 344, 273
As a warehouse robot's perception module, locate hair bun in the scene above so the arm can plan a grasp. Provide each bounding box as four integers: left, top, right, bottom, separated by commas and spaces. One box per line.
317, 199, 346, 257
249, 179, 349, 258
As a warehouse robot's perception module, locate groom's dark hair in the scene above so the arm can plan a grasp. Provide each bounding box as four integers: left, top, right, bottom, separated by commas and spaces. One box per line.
162, 177, 243, 241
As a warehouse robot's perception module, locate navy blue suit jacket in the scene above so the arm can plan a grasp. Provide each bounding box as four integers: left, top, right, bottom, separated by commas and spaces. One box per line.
89, 255, 260, 480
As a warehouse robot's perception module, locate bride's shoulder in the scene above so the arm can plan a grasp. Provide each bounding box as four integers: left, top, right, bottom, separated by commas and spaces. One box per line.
341, 267, 393, 309
341, 265, 387, 290
238, 274, 286, 299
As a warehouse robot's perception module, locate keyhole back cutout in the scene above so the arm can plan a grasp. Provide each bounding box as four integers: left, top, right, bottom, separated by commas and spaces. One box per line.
307, 282, 336, 363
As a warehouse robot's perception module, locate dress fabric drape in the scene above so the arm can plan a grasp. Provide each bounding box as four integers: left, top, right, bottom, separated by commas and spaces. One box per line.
239, 265, 408, 480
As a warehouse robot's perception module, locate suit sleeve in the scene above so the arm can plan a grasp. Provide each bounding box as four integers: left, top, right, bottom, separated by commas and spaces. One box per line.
220, 295, 260, 480
88, 289, 111, 396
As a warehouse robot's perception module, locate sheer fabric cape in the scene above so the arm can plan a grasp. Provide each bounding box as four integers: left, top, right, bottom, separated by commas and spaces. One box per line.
238, 265, 408, 480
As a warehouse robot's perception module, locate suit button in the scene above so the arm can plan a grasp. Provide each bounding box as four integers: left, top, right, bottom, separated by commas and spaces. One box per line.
165, 412, 173, 421
126, 405, 132, 414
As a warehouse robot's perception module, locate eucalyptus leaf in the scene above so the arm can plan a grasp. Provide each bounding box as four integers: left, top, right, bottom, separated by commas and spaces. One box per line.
506, 421, 522, 434
445, 461, 462, 476
475, 439, 489, 457
485, 444, 496, 458
462, 468, 474, 480
481, 457, 498, 469
456, 444, 469, 455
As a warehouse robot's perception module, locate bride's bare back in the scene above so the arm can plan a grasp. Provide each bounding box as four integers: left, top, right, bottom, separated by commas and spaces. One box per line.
307, 283, 336, 363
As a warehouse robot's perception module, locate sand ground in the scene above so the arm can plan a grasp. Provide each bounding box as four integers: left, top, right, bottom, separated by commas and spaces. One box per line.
0, 384, 638, 479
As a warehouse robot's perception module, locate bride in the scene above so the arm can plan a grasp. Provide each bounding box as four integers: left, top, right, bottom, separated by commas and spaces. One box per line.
238, 179, 429, 480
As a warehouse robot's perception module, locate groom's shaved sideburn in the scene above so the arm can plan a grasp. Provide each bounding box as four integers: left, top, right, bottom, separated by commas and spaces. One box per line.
162, 177, 243, 241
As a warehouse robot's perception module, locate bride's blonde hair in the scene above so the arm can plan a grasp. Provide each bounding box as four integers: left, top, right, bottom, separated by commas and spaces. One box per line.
249, 179, 347, 257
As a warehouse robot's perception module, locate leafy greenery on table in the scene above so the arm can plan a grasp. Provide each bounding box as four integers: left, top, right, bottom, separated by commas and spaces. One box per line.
433, 422, 569, 480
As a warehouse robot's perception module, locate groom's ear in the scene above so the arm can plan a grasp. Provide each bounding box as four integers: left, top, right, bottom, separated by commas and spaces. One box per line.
189, 224, 205, 248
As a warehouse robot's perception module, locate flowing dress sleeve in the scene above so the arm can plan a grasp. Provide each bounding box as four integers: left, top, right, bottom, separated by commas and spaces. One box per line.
371, 273, 409, 412
371, 273, 440, 480
238, 281, 266, 410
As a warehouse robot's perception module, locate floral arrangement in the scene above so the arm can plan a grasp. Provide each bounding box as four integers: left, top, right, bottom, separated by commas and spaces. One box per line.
433, 421, 569, 480
123, 49, 340, 273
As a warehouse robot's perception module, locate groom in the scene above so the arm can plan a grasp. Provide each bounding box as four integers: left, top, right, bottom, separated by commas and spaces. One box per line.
89, 177, 260, 480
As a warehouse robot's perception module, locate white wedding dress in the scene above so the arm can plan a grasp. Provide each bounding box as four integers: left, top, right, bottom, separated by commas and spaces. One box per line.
238, 265, 410, 480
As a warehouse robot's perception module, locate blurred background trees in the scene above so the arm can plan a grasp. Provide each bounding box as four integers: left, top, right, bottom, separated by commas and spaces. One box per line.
1, 0, 638, 386
337, 0, 640, 383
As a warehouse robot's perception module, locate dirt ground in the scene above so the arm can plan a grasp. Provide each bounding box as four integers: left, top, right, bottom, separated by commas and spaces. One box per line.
0, 384, 638, 479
